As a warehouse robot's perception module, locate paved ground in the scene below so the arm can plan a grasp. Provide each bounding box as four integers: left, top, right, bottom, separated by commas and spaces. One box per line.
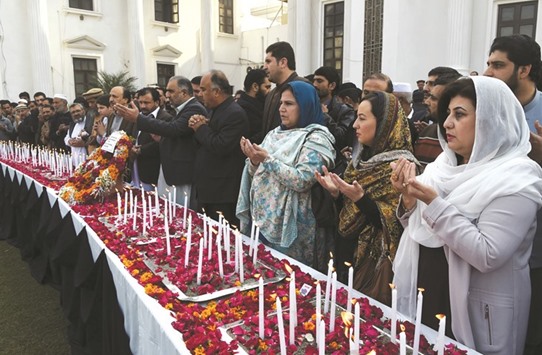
0, 240, 70, 355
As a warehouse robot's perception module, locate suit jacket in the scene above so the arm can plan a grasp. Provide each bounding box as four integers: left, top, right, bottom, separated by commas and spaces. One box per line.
193, 97, 249, 204
137, 99, 206, 185
106, 113, 137, 138
135, 108, 172, 185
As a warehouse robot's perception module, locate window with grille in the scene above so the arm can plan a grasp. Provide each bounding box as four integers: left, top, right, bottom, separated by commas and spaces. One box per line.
157, 64, 175, 89
219, 0, 234, 34
155, 0, 179, 24
323, 2, 344, 78
69, 0, 93, 11
73, 58, 97, 97
363, 0, 384, 81
497, 1, 538, 38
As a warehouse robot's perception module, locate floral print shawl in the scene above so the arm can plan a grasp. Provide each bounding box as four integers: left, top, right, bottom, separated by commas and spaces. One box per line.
237, 124, 335, 249
339, 92, 415, 268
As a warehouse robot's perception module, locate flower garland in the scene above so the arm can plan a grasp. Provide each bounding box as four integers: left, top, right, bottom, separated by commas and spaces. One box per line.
59, 132, 132, 205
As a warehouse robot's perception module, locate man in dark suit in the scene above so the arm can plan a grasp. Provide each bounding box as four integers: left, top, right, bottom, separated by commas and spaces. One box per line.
115, 76, 207, 208
188, 70, 249, 224
129, 87, 171, 190
107, 86, 136, 138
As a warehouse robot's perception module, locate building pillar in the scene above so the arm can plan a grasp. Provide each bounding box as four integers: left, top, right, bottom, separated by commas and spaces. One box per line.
201, 0, 214, 72
343, 0, 364, 86
28, 0, 53, 95
447, 0, 474, 74
288, 0, 312, 76
127, 1, 146, 87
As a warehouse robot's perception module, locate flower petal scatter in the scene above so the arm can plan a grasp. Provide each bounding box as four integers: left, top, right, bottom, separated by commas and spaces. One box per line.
0, 149, 469, 355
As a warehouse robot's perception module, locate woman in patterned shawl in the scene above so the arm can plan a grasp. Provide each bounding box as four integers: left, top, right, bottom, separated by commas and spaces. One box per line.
316, 91, 416, 304
236, 81, 336, 270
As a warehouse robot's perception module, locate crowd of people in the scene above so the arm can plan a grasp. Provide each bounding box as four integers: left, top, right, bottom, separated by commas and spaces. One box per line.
2, 34, 542, 354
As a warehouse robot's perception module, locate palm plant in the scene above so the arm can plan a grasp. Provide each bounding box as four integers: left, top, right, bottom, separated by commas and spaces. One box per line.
92, 70, 138, 93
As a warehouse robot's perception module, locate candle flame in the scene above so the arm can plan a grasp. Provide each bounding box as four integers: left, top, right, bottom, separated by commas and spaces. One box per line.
284, 264, 294, 274
418, 287, 425, 293
436, 314, 445, 320
254, 273, 261, 279
341, 311, 354, 339
389, 283, 395, 289
367, 351, 376, 355
217, 210, 223, 216
400, 324, 406, 332
344, 261, 352, 267
329, 252, 334, 258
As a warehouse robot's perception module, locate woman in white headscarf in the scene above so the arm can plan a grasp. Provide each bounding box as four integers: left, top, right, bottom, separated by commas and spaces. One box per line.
391, 76, 542, 355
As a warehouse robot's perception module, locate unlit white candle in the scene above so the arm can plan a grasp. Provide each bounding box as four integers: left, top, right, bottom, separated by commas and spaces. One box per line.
164, 201, 171, 256
276, 298, 287, 355
182, 193, 188, 229
315, 282, 321, 344
330, 271, 337, 332
196, 238, 203, 285
412, 289, 424, 355
354, 301, 360, 354
391, 285, 398, 344
324, 259, 333, 313
347, 265, 353, 313
184, 214, 192, 267
258, 277, 264, 339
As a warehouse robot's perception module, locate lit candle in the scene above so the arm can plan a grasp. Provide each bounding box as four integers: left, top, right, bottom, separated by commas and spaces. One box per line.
164, 200, 171, 256
434, 314, 446, 355
182, 192, 188, 230
315, 282, 321, 344
399, 324, 406, 355
412, 288, 425, 355
390, 283, 398, 344
318, 318, 325, 355
346, 262, 353, 313
289, 271, 296, 345
330, 271, 337, 332
258, 276, 264, 339
324, 257, 333, 314
184, 214, 192, 267
196, 238, 203, 285
276, 297, 287, 355
354, 300, 360, 353
132, 196, 138, 230
116, 190, 122, 220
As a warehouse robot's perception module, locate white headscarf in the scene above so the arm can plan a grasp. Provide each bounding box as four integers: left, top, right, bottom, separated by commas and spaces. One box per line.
393, 76, 542, 346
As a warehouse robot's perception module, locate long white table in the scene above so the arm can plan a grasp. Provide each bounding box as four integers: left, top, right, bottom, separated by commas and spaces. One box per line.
0, 161, 480, 354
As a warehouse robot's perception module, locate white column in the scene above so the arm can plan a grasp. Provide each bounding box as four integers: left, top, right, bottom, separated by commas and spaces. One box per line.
288, 0, 312, 76
343, 0, 364, 86
28, 0, 53, 95
127, 1, 146, 88
447, 0, 474, 74
201, 0, 214, 72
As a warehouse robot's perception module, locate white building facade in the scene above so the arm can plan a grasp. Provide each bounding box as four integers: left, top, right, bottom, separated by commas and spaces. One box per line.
0, 0, 539, 102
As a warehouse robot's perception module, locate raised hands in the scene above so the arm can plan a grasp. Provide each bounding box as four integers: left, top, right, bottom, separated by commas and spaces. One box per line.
240, 136, 269, 165
390, 157, 438, 209
315, 165, 364, 201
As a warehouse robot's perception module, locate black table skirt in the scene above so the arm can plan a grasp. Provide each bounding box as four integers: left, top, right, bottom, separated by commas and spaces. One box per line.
0, 166, 132, 355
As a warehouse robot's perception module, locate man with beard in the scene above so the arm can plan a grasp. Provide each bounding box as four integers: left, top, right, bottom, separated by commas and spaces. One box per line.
258, 41, 307, 143
312, 66, 355, 153
484, 34, 542, 355
236, 69, 271, 142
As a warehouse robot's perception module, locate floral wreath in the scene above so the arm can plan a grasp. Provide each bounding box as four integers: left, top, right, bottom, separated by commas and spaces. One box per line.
59, 131, 133, 205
